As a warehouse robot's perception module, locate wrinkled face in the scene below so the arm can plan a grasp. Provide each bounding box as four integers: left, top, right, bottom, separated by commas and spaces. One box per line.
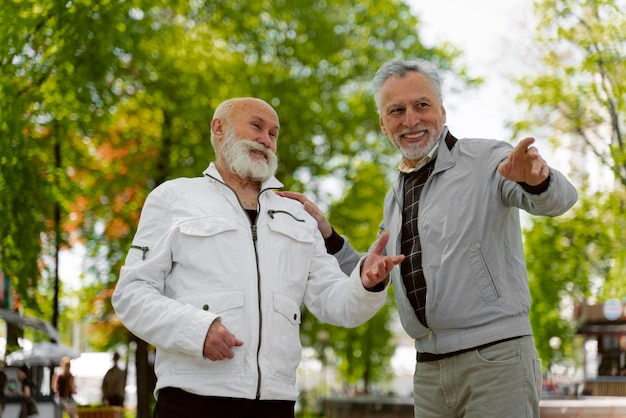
379, 72, 446, 166
221, 127, 278, 182
213, 98, 280, 182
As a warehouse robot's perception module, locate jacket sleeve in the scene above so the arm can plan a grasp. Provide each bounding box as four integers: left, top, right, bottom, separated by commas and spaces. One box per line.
494, 141, 578, 216
500, 167, 578, 216
331, 235, 363, 276
302, 228, 387, 329
112, 186, 215, 359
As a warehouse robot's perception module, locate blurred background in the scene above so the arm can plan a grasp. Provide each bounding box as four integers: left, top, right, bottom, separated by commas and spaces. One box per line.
1, 0, 625, 416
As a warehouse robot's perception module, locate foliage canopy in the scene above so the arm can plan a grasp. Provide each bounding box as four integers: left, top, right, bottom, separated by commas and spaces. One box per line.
1, 0, 469, 398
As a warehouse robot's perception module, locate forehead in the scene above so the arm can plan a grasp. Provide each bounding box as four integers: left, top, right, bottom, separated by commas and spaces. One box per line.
234, 100, 279, 128
380, 72, 439, 107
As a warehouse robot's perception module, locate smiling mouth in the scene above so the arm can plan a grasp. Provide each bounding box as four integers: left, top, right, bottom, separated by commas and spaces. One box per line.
250, 149, 268, 160
402, 130, 427, 140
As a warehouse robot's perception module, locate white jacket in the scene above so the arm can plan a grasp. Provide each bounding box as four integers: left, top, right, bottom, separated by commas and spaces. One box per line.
112, 163, 387, 401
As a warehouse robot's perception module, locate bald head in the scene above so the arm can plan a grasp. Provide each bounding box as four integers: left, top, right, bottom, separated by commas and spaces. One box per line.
211, 98, 279, 150
213, 97, 276, 119
210, 97, 280, 183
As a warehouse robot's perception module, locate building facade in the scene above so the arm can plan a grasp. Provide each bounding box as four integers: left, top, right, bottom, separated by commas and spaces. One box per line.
576, 300, 626, 396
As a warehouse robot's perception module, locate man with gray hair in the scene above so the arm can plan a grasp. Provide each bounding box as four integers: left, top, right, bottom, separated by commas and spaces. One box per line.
281, 60, 578, 417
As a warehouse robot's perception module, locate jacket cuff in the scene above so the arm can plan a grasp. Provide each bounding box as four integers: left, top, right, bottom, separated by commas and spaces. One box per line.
518, 175, 550, 195
365, 279, 388, 293
324, 228, 345, 255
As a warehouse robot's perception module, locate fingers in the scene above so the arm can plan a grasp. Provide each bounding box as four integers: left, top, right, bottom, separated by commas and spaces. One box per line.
498, 137, 550, 185
276, 191, 333, 238
375, 254, 405, 272
371, 231, 390, 255
365, 254, 405, 277
361, 231, 405, 288
275, 191, 306, 203
517, 136, 535, 150
525, 146, 546, 175
509, 137, 536, 160
522, 144, 549, 183
362, 254, 405, 288
203, 319, 243, 361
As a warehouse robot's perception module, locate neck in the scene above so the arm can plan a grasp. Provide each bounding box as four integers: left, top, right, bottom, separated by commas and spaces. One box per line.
216, 163, 261, 210
404, 156, 424, 169
216, 163, 261, 191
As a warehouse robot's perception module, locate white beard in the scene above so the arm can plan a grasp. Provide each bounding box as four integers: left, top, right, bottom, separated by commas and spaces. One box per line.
222, 129, 278, 182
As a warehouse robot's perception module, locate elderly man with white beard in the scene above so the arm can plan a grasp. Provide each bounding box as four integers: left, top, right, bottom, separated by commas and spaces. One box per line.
112, 97, 405, 418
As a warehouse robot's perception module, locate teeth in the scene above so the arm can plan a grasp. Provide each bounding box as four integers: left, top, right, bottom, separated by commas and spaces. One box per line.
404, 132, 423, 139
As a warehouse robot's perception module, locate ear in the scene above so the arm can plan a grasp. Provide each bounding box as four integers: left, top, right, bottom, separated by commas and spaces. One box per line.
379, 116, 388, 136
211, 118, 224, 138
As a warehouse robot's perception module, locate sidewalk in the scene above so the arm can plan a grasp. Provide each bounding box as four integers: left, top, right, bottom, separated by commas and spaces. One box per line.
540, 397, 626, 418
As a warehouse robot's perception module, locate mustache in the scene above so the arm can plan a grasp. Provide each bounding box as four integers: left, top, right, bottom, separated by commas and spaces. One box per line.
398, 125, 433, 136
243, 140, 272, 158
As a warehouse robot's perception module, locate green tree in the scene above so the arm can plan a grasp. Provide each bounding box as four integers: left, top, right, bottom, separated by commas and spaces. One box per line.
300, 161, 397, 395
2, 0, 476, 414
513, 0, 626, 371
514, 0, 625, 186
525, 189, 626, 371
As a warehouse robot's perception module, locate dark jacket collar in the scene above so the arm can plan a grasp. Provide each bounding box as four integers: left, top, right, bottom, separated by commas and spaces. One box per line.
445, 130, 457, 150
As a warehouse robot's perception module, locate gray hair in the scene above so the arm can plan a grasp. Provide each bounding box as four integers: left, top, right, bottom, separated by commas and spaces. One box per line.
210, 99, 233, 150
372, 59, 443, 115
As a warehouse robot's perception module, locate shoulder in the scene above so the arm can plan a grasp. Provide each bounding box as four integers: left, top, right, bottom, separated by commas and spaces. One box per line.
270, 192, 302, 209
144, 176, 211, 208
152, 176, 207, 195
449, 137, 512, 165
456, 137, 511, 152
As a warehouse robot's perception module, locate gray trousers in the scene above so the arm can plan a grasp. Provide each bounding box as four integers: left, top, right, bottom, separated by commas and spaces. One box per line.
413, 335, 541, 418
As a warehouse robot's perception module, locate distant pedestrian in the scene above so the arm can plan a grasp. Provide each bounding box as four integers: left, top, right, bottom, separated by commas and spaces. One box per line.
52, 356, 77, 418
101, 352, 125, 407
0, 361, 7, 417
16, 365, 37, 418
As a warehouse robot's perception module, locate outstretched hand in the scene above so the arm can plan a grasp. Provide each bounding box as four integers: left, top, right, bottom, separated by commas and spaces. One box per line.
276, 191, 404, 290
497, 137, 549, 186
361, 231, 405, 290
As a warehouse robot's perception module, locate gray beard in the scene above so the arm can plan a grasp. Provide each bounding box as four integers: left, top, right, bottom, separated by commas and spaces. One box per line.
222, 131, 278, 182
397, 127, 439, 161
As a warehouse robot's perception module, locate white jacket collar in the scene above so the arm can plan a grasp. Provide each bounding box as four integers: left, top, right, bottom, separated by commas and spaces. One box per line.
203, 162, 284, 191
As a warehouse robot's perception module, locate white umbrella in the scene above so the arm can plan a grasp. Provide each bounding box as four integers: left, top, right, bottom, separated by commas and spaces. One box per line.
5, 342, 80, 367
0, 308, 60, 342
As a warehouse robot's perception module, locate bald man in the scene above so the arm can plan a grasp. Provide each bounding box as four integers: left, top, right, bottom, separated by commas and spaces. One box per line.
112, 97, 404, 418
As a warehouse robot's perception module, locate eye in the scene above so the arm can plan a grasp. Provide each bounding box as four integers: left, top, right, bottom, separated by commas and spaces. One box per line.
388, 107, 404, 115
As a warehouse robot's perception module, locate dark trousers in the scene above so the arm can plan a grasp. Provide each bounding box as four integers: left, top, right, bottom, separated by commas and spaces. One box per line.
154, 387, 295, 418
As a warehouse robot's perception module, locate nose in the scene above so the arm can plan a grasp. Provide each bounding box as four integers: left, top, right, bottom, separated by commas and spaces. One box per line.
404, 108, 420, 127
256, 131, 274, 149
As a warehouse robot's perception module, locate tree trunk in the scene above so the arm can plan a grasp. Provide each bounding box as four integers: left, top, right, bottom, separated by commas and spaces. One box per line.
135, 336, 156, 418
